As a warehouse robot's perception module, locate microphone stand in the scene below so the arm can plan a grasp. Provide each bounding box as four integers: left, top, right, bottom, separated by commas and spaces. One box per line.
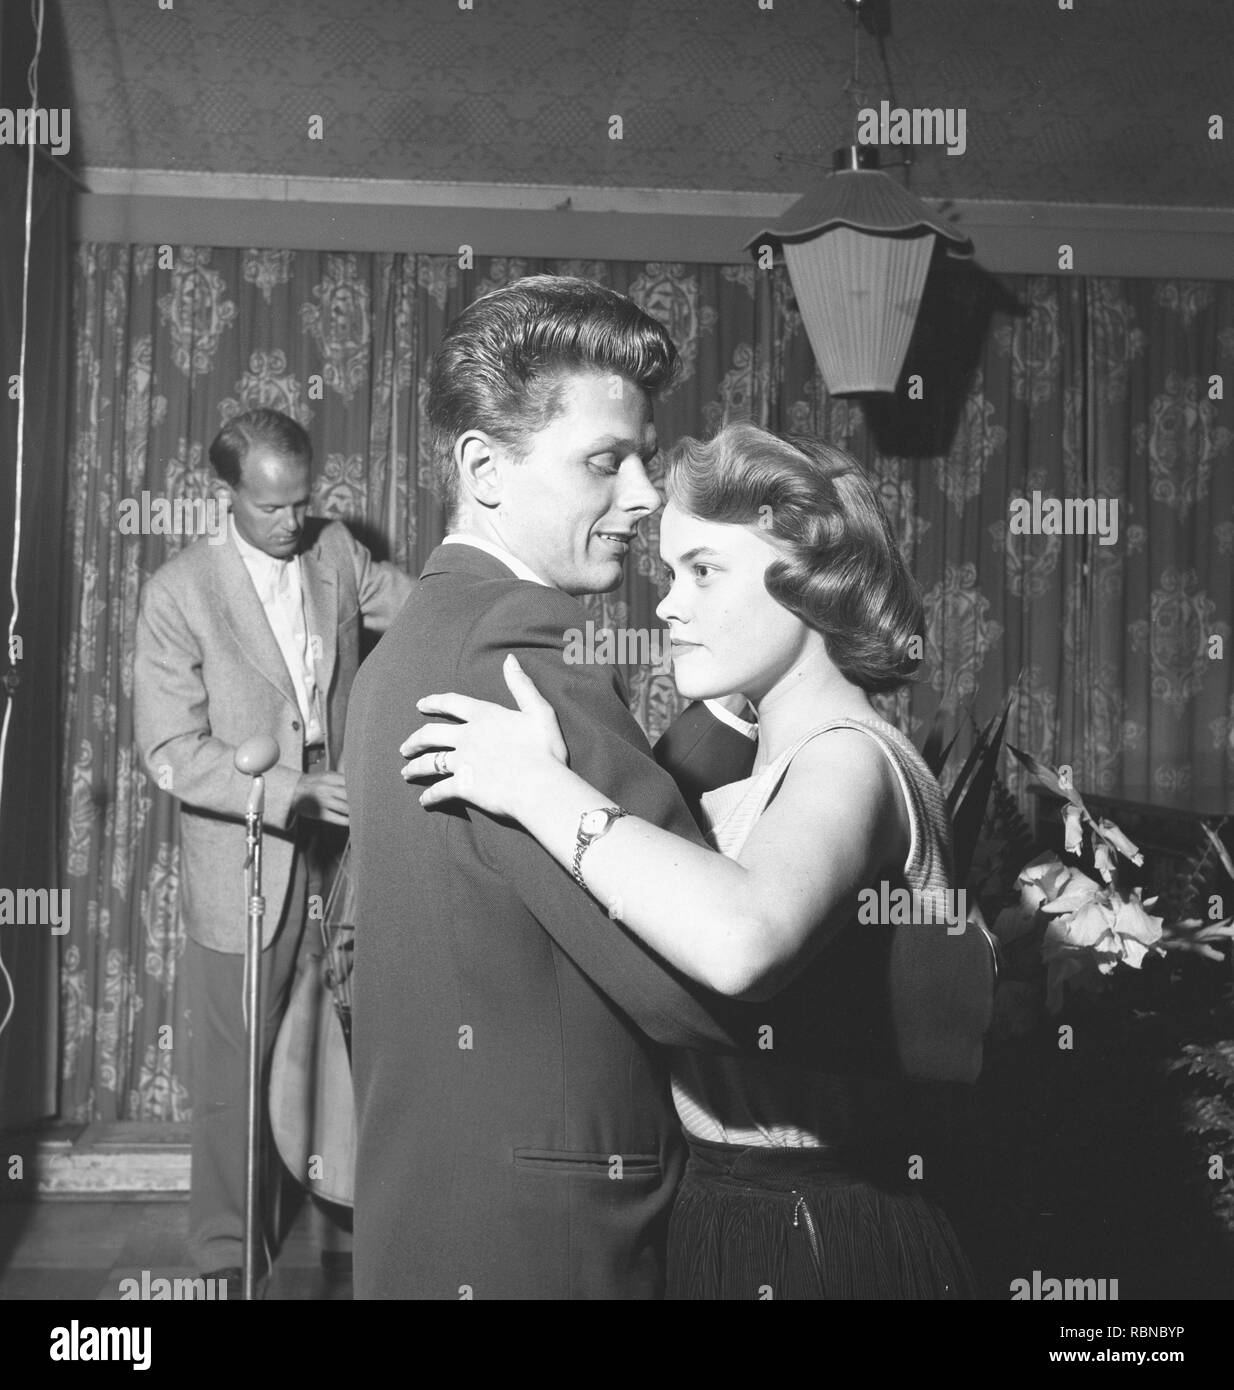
235, 735, 281, 1302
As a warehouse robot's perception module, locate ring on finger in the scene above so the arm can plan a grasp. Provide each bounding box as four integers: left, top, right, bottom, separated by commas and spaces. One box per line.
433, 750, 449, 777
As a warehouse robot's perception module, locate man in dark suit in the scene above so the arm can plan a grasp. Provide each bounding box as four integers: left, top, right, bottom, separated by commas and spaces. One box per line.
347, 278, 764, 1300
135, 408, 414, 1288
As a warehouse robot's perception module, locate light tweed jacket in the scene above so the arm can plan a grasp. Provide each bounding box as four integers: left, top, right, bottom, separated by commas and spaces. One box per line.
134, 518, 413, 952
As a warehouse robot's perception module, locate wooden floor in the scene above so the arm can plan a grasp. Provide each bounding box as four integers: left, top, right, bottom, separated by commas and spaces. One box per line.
0, 1195, 352, 1301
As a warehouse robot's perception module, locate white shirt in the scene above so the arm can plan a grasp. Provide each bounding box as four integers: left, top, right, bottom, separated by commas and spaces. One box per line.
441, 532, 553, 588
231, 518, 323, 744
702, 698, 758, 741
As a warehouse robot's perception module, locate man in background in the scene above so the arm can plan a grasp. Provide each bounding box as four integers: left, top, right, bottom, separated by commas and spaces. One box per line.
135, 407, 413, 1292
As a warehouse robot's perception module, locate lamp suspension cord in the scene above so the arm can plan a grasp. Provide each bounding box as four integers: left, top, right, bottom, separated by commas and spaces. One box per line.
847, 0, 864, 146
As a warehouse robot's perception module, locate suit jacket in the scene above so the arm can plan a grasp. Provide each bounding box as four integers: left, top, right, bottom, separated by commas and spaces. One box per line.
134, 517, 413, 952
350, 543, 798, 1301
653, 698, 757, 828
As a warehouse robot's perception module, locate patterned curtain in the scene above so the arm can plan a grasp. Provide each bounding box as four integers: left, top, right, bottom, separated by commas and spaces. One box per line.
60, 247, 1234, 1121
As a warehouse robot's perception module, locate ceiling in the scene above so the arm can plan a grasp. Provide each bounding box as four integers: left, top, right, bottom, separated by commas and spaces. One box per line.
26, 0, 1234, 207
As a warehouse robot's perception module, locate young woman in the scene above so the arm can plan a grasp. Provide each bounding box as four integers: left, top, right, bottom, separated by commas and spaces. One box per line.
400, 422, 993, 1299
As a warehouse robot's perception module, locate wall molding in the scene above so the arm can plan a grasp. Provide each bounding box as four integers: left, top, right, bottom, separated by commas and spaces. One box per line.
75, 169, 1234, 279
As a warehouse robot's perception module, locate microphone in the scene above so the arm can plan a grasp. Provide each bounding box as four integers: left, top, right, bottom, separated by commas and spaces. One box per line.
235, 735, 280, 820
235, 735, 280, 776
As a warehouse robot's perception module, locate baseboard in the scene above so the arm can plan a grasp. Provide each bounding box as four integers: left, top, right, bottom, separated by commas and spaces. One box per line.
1, 1122, 190, 1200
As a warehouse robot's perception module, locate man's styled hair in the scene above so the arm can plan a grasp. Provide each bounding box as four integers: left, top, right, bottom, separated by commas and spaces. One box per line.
426, 275, 680, 518
209, 408, 312, 488
664, 422, 924, 693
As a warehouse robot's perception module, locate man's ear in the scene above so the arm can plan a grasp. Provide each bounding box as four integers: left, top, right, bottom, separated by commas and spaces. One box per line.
455, 431, 503, 511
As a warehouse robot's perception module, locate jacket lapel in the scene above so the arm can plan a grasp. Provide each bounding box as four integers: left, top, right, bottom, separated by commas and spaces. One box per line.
213, 532, 300, 713
300, 542, 338, 704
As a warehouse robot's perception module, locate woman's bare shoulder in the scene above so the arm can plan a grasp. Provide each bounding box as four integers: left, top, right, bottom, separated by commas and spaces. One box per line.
786, 721, 901, 781
770, 724, 911, 865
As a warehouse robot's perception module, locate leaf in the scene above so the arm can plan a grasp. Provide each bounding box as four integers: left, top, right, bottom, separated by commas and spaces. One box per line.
1007, 744, 1085, 810
1161, 940, 1228, 962
1200, 821, 1234, 884
1179, 1094, 1234, 1140
1162, 831, 1225, 925
920, 707, 951, 779
946, 707, 1000, 816
1195, 921, 1234, 939
952, 697, 1013, 888
1168, 1041, 1234, 1088
1164, 917, 1234, 942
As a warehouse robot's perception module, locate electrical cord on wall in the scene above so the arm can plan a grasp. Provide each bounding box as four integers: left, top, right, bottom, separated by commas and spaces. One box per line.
0, 0, 47, 1042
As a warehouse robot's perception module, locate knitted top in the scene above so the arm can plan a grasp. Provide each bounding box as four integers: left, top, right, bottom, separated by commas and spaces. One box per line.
671, 714, 959, 1149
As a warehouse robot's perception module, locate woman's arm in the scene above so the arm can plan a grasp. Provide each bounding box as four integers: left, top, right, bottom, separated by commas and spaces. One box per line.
405, 657, 907, 1001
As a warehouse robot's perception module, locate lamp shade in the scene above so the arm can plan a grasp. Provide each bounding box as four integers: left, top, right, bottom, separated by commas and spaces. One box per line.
747, 167, 972, 395
782, 228, 933, 394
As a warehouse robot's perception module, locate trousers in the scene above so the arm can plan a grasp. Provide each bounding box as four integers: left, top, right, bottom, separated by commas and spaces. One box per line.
184, 834, 315, 1272
183, 751, 346, 1274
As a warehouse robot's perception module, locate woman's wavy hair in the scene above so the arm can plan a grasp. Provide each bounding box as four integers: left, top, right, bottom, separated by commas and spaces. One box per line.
664, 422, 924, 693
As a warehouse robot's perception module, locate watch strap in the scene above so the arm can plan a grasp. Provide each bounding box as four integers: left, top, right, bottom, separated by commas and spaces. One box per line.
571, 805, 627, 888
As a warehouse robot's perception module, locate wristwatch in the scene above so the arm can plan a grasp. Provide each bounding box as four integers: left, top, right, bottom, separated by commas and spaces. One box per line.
572, 804, 628, 887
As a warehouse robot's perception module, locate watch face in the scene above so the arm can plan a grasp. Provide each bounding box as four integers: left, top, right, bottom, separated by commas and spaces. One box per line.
580, 809, 609, 837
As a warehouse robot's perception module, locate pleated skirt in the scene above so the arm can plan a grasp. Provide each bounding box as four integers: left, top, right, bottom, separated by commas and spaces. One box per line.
667, 1134, 974, 1301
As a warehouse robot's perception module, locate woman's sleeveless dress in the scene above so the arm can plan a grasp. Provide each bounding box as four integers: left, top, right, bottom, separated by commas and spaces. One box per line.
666, 715, 977, 1300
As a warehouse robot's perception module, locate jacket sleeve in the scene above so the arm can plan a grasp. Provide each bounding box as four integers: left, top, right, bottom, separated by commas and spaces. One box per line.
335, 524, 415, 633
454, 585, 758, 1053
133, 572, 301, 829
